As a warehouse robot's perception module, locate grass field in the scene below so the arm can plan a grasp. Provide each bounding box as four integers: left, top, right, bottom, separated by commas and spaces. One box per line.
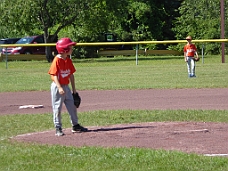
0, 55, 227, 92
0, 55, 228, 171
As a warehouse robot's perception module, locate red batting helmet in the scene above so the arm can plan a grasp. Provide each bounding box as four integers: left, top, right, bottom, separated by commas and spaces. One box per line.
56, 38, 76, 53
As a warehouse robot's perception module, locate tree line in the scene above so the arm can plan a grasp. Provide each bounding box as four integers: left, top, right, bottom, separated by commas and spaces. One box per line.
0, 0, 227, 61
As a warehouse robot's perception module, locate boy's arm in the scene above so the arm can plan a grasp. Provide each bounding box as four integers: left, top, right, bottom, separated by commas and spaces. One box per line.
184, 52, 187, 62
52, 75, 64, 95
70, 74, 77, 94
195, 51, 199, 58
194, 45, 199, 58
183, 46, 187, 62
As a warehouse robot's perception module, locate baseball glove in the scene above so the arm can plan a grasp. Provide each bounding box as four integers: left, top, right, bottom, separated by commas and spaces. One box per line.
194, 57, 200, 62
72, 92, 81, 108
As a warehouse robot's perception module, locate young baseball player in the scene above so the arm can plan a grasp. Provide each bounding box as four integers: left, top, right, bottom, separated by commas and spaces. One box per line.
48, 37, 88, 136
184, 36, 199, 78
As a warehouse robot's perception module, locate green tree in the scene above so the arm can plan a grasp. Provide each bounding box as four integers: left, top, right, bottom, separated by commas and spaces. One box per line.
0, 0, 185, 58
60, 0, 130, 57
172, 0, 227, 54
0, 0, 91, 62
112, 0, 182, 50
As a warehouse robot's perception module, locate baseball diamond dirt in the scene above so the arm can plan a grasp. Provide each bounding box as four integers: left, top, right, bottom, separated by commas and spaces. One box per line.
1, 88, 228, 156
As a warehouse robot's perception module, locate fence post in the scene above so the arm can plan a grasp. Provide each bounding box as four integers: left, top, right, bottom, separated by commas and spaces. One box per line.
5, 47, 8, 69
136, 44, 139, 65
201, 44, 204, 64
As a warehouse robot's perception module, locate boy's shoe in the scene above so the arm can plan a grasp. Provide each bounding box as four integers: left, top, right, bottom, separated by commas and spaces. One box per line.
72, 124, 88, 133
189, 74, 196, 78
55, 128, 65, 136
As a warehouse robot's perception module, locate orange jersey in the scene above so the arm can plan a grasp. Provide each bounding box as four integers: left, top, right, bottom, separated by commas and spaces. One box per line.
184, 44, 197, 57
48, 55, 76, 85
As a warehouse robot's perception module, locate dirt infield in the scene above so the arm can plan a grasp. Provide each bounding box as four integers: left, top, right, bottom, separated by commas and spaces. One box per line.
1, 88, 228, 156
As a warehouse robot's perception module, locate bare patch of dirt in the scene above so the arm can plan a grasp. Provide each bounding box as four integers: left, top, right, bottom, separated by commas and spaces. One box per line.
13, 121, 228, 155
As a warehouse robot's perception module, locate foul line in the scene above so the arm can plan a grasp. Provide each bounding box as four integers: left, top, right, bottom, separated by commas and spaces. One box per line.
204, 154, 228, 157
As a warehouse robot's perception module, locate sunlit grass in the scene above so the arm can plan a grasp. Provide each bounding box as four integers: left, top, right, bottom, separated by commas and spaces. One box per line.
0, 55, 228, 92
1, 110, 228, 171
1, 55, 228, 170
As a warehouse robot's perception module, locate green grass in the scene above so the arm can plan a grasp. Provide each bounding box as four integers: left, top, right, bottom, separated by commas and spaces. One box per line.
1, 110, 228, 171
1, 55, 228, 171
0, 55, 227, 92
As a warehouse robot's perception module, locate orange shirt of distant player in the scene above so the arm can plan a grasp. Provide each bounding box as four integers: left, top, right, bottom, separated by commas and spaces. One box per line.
184, 44, 197, 57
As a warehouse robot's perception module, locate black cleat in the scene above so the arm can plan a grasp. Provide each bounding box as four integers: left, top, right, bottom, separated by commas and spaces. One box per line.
72, 124, 88, 133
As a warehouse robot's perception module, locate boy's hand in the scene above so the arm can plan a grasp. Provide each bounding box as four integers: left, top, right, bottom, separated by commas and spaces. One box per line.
58, 87, 65, 95
194, 57, 200, 62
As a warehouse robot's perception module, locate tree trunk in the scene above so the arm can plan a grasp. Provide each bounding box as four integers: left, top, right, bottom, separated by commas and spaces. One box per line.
43, 28, 55, 62
45, 47, 54, 62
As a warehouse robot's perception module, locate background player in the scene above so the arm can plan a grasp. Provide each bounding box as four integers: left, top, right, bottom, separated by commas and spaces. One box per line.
184, 36, 199, 77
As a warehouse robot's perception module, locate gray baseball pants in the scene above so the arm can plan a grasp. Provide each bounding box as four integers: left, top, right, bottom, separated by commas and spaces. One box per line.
51, 82, 78, 129
186, 57, 196, 76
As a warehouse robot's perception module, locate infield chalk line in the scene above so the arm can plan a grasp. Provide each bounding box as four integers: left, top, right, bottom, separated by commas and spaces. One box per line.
10, 130, 54, 139
173, 129, 209, 134
204, 154, 228, 157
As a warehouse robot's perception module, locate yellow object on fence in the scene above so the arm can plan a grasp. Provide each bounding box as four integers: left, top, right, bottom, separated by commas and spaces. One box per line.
0, 50, 182, 62
97, 50, 182, 56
